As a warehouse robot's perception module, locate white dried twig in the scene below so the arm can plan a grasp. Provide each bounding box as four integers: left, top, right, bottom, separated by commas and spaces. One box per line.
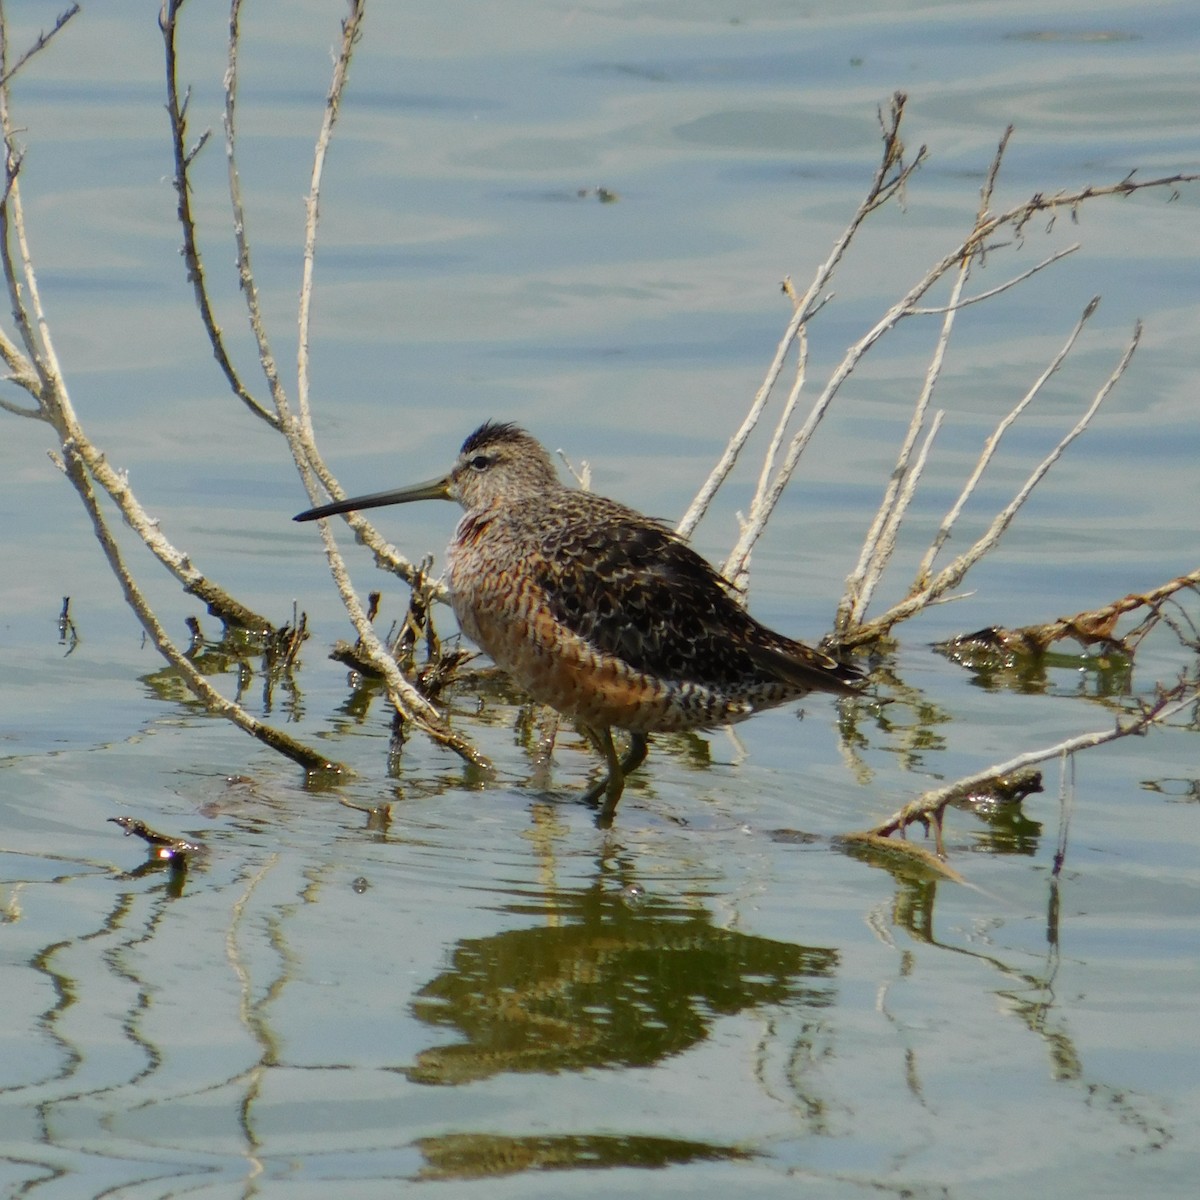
218, 0, 483, 766
0, 2, 79, 89
838, 319, 1140, 647
0, 9, 331, 765
839, 292, 1102, 639
835, 242, 974, 631
908, 244, 1079, 315
676, 100, 1195, 651
855, 677, 1200, 846
61, 442, 339, 772
159, 0, 277, 428
723, 306, 810, 589
557, 449, 592, 491
913, 296, 1100, 592
678, 93, 926, 543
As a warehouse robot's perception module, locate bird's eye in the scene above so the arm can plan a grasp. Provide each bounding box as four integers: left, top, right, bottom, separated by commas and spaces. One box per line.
469, 454, 491, 471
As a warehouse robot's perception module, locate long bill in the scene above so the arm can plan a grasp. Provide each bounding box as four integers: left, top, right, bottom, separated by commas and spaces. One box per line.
293, 475, 452, 522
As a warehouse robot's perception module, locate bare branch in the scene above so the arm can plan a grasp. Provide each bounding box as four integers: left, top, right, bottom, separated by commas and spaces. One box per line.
840, 321, 1139, 648
912, 296, 1100, 593
162, 0, 433, 609
309, 514, 492, 771
851, 675, 1200, 850
0, 3, 80, 90
223, 0, 290, 421
697, 106, 1195, 617
296, 0, 364, 443
60, 440, 342, 774
3, 29, 274, 633
183, 126, 211, 169
0, 113, 54, 397
158, 0, 278, 428
846, 408, 945, 625
0, 324, 37, 393
835, 241, 975, 634
677, 93, 926, 542
938, 568, 1200, 659
908, 244, 1080, 314
556, 448, 592, 491
723, 318, 810, 588
676, 293, 806, 542
0, 392, 39, 417
53, 436, 275, 630
228, 0, 484, 768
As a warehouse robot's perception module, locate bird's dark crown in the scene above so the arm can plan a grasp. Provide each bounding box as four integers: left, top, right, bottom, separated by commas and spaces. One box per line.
460, 420, 528, 457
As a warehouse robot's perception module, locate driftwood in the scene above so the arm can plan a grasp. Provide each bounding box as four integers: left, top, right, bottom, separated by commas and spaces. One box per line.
849, 673, 1197, 861
109, 817, 202, 861
844, 569, 1200, 869
937, 569, 1200, 661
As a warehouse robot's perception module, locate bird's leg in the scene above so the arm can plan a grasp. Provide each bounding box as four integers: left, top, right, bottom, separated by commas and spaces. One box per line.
580, 729, 649, 827
598, 731, 650, 827
620, 732, 649, 778
580, 725, 623, 822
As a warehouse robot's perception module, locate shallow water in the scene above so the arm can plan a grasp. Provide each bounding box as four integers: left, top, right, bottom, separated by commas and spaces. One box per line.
2, 1, 1199, 1196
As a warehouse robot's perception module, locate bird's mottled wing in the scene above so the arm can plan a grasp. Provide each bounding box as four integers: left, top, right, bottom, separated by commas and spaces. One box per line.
521, 493, 858, 693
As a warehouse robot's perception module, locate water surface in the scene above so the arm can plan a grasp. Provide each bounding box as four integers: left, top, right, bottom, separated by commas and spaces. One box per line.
2, 1, 1198, 1196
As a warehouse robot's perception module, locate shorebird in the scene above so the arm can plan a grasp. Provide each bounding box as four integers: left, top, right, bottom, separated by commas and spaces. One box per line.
295, 421, 862, 824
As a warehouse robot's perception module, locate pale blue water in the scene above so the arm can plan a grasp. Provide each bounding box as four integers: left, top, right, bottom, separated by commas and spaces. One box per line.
2, 1, 1199, 1196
